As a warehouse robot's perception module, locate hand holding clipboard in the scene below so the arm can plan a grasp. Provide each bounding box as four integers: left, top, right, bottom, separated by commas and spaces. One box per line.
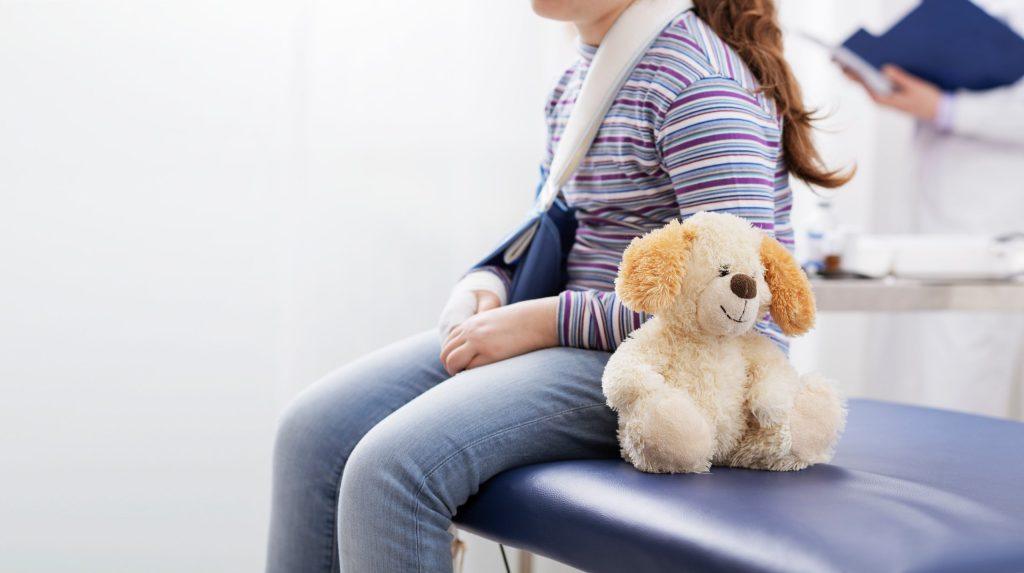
795, 0, 1024, 121
840, 0, 1024, 93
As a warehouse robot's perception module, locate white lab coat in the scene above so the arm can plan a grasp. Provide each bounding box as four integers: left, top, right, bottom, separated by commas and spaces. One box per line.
867, 0, 1024, 419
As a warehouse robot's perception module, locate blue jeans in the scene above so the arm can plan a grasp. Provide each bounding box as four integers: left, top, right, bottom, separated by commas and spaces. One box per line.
266, 330, 617, 572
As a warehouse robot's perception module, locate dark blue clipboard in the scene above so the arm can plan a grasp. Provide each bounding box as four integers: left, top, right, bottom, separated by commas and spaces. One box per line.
842, 0, 1024, 91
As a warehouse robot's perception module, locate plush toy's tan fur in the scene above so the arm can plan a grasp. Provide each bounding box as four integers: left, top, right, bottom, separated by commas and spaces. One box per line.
615, 220, 696, 314
602, 212, 846, 474
761, 237, 816, 336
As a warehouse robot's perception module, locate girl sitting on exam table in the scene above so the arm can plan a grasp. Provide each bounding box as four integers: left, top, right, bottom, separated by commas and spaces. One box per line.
266, 1, 854, 571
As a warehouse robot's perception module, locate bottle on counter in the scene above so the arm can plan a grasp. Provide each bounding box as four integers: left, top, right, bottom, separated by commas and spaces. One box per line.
803, 199, 841, 276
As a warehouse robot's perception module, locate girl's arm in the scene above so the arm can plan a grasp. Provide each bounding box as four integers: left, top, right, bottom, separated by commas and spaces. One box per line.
438, 83, 564, 340
437, 267, 509, 338
556, 76, 788, 351
439, 296, 558, 375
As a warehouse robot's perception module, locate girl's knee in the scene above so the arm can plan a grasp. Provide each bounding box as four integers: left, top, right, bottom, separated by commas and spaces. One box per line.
340, 421, 417, 494
338, 416, 457, 519
336, 421, 457, 572
273, 389, 353, 475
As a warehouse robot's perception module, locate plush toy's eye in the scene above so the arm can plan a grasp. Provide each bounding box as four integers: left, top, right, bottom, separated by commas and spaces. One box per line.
718, 264, 730, 278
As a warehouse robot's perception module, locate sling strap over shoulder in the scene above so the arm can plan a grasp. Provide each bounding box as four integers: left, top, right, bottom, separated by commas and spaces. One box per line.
501, 0, 694, 265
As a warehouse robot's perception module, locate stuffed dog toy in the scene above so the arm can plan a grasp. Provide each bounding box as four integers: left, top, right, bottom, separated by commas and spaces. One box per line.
602, 212, 846, 473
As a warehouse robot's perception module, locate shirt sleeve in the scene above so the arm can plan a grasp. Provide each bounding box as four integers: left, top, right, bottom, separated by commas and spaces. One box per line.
946, 79, 1024, 146
556, 76, 789, 351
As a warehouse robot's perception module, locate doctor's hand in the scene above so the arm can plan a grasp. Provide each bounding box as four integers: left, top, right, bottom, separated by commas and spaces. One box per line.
440, 296, 558, 375
847, 65, 943, 121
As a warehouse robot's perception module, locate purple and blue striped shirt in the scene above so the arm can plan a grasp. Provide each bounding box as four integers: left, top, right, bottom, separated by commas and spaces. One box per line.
483, 10, 793, 351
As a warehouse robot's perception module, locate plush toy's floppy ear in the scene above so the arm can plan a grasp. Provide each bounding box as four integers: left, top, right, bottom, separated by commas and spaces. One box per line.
760, 236, 816, 336
614, 220, 696, 314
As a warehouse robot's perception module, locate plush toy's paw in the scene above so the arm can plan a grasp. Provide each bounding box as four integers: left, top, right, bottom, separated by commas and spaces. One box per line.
750, 399, 789, 429
789, 373, 846, 464
603, 366, 665, 412
619, 389, 715, 474
747, 378, 795, 429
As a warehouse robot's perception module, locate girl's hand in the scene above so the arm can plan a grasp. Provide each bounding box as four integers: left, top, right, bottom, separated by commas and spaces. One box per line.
438, 288, 503, 338
474, 290, 501, 313
440, 296, 559, 375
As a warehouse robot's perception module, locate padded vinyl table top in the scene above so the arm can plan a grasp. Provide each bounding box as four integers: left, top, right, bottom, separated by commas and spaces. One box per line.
454, 399, 1024, 573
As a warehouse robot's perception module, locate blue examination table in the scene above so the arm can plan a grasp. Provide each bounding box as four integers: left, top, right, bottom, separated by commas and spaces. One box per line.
454, 399, 1024, 572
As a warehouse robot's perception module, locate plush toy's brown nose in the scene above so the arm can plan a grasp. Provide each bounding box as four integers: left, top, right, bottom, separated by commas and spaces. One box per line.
730, 273, 757, 299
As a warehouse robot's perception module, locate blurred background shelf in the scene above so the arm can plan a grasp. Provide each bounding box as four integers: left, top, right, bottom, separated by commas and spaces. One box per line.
813, 277, 1024, 311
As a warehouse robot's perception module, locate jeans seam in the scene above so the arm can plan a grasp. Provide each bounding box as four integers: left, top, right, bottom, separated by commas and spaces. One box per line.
325, 451, 351, 573
412, 402, 608, 573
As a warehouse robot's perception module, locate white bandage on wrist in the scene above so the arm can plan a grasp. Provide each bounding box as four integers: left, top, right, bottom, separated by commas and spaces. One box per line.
437, 271, 508, 338
455, 271, 508, 306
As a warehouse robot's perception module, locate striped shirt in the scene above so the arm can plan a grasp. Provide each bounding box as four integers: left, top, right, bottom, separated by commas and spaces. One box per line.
482, 9, 793, 351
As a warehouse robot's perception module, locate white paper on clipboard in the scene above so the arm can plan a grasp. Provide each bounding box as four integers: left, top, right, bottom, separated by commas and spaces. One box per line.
792, 29, 895, 96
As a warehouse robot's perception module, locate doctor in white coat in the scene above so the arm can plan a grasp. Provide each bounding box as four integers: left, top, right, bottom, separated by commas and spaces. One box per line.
850, 0, 1024, 418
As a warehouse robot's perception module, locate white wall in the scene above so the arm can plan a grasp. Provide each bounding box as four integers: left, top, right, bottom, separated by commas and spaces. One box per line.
1, 2, 293, 571
277, 1, 574, 393
0, 1, 931, 572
